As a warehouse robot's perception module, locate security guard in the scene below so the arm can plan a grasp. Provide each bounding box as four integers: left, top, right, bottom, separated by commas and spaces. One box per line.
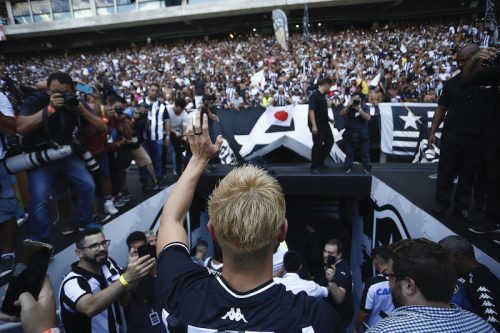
428, 44, 496, 222
308, 78, 333, 172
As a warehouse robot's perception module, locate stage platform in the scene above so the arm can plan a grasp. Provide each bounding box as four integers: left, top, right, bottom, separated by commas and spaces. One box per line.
14, 162, 498, 264
199, 163, 499, 264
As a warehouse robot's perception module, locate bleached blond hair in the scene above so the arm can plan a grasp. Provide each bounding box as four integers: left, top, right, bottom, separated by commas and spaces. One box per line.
208, 165, 286, 267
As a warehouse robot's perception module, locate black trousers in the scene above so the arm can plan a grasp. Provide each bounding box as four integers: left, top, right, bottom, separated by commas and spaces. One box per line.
485, 140, 500, 223
311, 126, 334, 169
436, 132, 483, 210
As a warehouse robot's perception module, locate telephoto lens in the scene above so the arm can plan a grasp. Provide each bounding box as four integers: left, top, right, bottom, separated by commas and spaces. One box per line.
3, 145, 73, 174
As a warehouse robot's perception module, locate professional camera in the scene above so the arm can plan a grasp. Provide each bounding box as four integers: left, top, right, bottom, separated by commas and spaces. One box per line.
63, 92, 79, 107
3, 142, 99, 175
352, 99, 361, 106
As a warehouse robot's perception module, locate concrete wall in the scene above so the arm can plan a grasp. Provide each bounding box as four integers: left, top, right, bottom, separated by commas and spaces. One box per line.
5, 0, 391, 37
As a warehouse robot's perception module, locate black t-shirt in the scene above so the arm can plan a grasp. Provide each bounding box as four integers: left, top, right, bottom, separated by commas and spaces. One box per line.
438, 75, 496, 135
127, 275, 164, 333
20, 90, 88, 146
315, 260, 355, 323
469, 66, 499, 143
345, 104, 370, 131
155, 242, 344, 333
308, 89, 329, 129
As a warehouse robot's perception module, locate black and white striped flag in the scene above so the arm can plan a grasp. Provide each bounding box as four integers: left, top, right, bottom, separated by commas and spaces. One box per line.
379, 103, 442, 157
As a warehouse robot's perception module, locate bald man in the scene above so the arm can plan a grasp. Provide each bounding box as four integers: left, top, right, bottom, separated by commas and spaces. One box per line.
439, 235, 499, 330
428, 44, 496, 222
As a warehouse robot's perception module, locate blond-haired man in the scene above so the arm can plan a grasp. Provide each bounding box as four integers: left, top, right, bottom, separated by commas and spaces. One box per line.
155, 111, 343, 332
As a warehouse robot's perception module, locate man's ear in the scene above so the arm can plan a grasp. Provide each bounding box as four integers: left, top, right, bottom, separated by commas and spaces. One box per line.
403, 277, 418, 297
75, 247, 83, 258
278, 219, 288, 243
208, 220, 217, 241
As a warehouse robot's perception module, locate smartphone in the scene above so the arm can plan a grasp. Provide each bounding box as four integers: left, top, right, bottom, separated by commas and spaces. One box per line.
326, 255, 336, 267
1, 240, 54, 317
75, 82, 94, 95
137, 244, 155, 259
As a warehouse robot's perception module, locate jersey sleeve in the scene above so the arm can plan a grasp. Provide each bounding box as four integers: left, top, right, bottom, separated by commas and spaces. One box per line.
61, 276, 92, 311
466, 268, 500, 330
334, 266, 351, 290
155, 242, 209, 311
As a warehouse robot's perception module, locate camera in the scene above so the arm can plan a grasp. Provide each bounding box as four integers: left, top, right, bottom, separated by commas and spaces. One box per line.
352, 99, 360, 106
63, 92, 79, 107
115, 106, 124, 116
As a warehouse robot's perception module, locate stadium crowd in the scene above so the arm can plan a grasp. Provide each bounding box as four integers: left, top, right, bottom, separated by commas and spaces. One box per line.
1, 16, 491, 109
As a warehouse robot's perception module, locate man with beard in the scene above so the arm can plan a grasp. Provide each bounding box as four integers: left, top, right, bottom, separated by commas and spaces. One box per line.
367, 238, 496, 333
59, 229, 155, 333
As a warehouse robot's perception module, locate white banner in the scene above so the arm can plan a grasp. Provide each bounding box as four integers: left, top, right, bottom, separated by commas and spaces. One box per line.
234, 104, 345, 162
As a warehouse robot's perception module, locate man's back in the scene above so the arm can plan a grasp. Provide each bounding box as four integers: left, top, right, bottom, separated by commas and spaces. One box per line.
367, 305, 496, 333
155, 243, 344, 333
274, 273, 328, 299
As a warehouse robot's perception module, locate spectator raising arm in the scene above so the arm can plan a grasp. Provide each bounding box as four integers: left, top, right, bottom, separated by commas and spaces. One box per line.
157, 112, 222, 254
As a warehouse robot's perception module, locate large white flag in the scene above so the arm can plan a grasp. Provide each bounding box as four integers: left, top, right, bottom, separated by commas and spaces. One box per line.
251, 70, 266, 89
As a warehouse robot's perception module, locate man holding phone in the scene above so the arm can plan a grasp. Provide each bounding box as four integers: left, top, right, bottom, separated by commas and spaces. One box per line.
59, 229, 155, 333
315, 238, 355, 329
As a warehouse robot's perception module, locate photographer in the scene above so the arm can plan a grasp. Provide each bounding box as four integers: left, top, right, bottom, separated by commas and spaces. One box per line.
104, 96, 134, 201
124, 231, 162, 333
16, 72, 107, 242
166, 98, 189, 176
0, 91, 17, 285
340, 93, 372, 174
132, 103, 161, 191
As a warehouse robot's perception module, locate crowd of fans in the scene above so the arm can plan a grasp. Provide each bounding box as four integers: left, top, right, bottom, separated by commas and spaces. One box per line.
1, 16, 491, 111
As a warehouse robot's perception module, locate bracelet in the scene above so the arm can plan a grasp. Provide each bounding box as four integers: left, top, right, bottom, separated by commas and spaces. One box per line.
119, 274, 129, 287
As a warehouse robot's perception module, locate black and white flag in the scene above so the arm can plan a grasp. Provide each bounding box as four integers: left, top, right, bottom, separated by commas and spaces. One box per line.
485, 0, 497, 32
379, 103, 442, 157
303, 4, 310, 39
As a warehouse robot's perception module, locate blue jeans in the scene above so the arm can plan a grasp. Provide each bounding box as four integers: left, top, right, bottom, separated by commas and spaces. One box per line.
27, 154, 95, 242
145, 140, 163, 178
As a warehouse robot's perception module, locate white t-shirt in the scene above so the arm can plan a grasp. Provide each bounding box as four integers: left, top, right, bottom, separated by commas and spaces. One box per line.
0, 92, 14, 160
167, 106, 189, 135
274, 273, 328, 298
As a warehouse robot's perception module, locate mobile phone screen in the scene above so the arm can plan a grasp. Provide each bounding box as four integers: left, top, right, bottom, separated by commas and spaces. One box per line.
75, 82, 94, 95
1, 240, 53, 317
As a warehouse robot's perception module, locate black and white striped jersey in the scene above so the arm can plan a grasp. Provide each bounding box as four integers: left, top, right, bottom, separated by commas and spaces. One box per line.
141, 98, 170, 141
59, 259, 123, 333
155, 242, 344, 333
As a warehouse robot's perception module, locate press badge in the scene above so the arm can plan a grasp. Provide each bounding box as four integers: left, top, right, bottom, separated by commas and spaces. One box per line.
149, 311, 160, 326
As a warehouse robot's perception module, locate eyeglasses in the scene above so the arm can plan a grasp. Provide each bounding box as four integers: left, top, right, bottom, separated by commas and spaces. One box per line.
79, 240, 111, 252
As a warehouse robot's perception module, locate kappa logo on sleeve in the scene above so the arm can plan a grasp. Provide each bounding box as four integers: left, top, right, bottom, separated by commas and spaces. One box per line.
221, 307, 248, 323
